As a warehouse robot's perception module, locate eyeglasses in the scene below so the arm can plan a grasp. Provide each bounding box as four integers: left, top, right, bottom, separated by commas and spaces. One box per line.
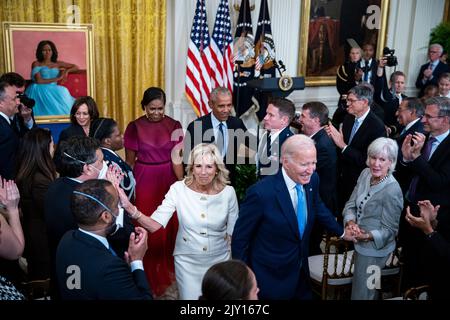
423, 114, 444, 120
346, 98, 360, 104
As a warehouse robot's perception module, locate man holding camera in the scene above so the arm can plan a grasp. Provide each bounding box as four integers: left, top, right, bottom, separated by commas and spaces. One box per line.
374, 54, 405, 136
415, 44, 450, 98
0, 72, 37, 138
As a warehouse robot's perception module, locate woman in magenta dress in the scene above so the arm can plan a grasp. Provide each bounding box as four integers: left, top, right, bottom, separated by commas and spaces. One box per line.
124, 87, 184, 298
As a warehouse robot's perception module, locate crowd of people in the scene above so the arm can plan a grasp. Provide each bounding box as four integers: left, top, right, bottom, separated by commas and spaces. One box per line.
0, 41, 449, 301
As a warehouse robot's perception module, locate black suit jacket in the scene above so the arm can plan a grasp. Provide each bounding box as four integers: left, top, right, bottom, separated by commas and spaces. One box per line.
258, 126, 293, 178
56, 230, 152, 300
394, 119, 425, 193
0, 116, 19, 179
415, 61, 450, 97
338, 111, 386, 208
374, 71, 406, 135
185, 113, 249, 182
312, 128, 338, 213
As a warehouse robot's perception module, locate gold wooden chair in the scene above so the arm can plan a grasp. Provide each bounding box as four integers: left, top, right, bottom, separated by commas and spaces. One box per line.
403, 285, 431, 300
308, 237, 355, 300
21, 279, 51, 300
380, 242, 403, 298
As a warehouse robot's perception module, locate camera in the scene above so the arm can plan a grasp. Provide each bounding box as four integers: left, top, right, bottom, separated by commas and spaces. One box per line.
382, 47, 398, 67
17, 93, 35, 108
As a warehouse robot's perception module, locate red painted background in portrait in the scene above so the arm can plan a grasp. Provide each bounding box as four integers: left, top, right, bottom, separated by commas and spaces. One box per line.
12, 30, 87, 80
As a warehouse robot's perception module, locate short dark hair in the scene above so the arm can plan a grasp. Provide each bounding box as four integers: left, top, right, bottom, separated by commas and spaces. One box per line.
302, 101, 329, 126
71, 179, 116, 226
438, 72, 450, 82
403, 97, 425, 117
199, 260, 254, 300
36, 40, 58, 62
90, 117, 118, 144
0, 81, 12, 101
0, 72, 25, 88
70, 96, 100, 125
390, 71, 406, 83
140, 87, 166, 110
269, 97, 295, 122
54, 136, 100, 177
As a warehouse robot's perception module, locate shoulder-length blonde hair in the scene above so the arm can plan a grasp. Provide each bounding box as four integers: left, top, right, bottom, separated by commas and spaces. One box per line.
185, 143, 230, 189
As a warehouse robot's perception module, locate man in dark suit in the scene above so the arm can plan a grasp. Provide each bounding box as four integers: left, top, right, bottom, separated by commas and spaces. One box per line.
300, 102, 338, 255
56, 179, 152, 300
394, 98, 425, 193
232, 135, 353, 300
0, 82, 20, 180
416, 44, 450, 97
0, 72, 37, 138
326, 83, 386, 213
400, 96, 450, 295
360, 43, 378, 85
374, 58, 407, 136
257, 97, 294, 178
46, 136, 134, 298
185, 87, 250, 185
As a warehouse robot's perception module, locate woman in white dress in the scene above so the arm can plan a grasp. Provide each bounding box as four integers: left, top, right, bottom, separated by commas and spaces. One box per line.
120, 143, 238, 299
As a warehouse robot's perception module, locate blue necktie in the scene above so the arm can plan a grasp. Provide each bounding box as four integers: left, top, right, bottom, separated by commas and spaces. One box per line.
108, 246, 117, 257
348, 119, 360, 144
295, 184, 306, 239
217, 122, 225, 156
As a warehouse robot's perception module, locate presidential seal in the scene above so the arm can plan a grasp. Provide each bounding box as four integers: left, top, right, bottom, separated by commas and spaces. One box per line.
279, 75, 293, 91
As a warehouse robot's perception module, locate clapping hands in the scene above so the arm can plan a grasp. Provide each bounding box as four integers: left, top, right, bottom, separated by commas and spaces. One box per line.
0, 177, 20, 213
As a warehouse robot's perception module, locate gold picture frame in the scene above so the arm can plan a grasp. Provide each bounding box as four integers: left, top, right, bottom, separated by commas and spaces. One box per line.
2, 22, 95, 123
297, 0, 390, 86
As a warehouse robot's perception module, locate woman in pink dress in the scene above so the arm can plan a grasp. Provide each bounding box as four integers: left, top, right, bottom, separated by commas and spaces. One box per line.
124, 87, 184, 298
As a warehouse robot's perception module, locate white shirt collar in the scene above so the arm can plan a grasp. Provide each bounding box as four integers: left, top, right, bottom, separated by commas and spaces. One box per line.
211, 112, 227, 129
267, 126, 287, 142
282, 167, 297, 191
355, 108, 371, 123
78, 228, 110, 249
404, 118, 421, 132
0, 111, 11, 125
309, 127, 324, 138
431, 130, 450, 144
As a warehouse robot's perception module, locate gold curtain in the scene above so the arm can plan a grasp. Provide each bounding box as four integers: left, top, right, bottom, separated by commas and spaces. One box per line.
0, 0, 166, 131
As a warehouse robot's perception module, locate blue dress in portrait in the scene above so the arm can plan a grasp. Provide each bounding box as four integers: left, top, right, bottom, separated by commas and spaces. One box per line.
25, 66, 75, 116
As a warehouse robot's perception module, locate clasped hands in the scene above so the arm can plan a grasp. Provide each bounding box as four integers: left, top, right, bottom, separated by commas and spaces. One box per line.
344, 221, 372, 243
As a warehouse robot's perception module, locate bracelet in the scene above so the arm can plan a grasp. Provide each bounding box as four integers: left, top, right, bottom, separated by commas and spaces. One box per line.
129, 206, 142, 220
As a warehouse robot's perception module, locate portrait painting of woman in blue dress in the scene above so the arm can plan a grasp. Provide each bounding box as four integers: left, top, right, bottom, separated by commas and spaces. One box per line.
25, 40, 77, 117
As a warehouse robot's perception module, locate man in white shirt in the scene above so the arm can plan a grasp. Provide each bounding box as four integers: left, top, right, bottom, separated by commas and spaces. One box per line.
400, 96, 450, 297
257, 97, 294, 178
415, 44, 450, 97
56, 179, 152, 300
0, 82, 20, 179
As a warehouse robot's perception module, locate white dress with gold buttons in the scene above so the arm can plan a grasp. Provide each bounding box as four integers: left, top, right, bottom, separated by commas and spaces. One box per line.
151, 180, 239, 299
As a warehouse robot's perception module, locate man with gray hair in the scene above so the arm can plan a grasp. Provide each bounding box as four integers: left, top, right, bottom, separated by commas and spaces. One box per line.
400, 96, 450, 298
326, 83, 386, 213
416, 43, 450, 98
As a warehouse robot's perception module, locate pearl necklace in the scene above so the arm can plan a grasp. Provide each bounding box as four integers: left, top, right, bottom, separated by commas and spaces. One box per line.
370, 174, 389, 187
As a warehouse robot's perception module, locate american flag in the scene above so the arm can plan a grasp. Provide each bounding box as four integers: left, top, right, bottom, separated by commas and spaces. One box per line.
185, 0, 213, 116
210, 0, 234, 93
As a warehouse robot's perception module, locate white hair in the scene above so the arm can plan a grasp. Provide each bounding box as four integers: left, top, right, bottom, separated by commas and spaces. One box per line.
366, 137, 398, 174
